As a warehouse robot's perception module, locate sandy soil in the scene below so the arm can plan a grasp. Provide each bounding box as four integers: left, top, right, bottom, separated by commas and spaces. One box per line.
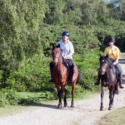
0, 57, 125, 125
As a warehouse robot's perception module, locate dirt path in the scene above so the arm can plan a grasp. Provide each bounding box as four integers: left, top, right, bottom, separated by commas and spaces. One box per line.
0, 58, 125, 125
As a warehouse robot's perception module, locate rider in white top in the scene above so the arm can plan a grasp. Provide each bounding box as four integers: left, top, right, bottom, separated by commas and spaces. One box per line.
49, 31, 75, 84
58, 39, 74, 60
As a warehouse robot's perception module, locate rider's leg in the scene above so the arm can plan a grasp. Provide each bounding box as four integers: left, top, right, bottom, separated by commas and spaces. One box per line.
67, 59, 74, 84
94, 71, 101, 85
49, 61, 54, 83
115, 63, 124, 89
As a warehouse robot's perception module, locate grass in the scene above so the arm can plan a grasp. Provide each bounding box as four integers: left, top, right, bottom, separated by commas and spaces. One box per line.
120, 52, 125, 58
0, 105, 37, 118
17, 90, 98, 101
96, 107, 125, 125
0, 91, 98, 118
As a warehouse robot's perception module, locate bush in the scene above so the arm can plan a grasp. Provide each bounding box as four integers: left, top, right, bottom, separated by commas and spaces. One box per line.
0, 89, 20, 106
74, 48, 103, 92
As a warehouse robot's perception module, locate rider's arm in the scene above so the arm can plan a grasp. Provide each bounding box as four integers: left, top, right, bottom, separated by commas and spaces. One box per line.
64, 42, 74, 59
64, 53, 74, 59
114, 47, 121, 65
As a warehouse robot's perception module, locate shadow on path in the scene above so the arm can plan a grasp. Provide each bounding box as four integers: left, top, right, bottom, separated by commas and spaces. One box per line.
22, 102, 58, 109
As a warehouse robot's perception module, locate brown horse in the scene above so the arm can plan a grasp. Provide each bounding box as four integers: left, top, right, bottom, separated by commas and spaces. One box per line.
52, 44, 79, 108
99, 55, 120, 110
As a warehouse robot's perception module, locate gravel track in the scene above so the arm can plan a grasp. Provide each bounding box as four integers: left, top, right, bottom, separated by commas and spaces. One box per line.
0, 57, 125, 125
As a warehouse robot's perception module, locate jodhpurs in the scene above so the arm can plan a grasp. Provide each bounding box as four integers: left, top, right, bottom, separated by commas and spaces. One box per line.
115, 63, 122, 77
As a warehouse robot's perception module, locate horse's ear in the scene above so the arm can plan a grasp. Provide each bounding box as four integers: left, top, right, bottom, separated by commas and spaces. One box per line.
106, 54, 108, 58
57, 44, 60, 48
52, 44, 55, 48
100, 54, 102, 58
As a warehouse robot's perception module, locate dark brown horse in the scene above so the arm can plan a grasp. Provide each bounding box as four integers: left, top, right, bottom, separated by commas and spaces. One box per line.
52, 44, 79, 108
99, 55, 120, 110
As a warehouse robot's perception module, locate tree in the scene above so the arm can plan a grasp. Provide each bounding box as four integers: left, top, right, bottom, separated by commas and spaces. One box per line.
0, 0, 48, 66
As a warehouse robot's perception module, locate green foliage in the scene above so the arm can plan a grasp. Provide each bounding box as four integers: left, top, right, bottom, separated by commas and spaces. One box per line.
74, 49, 103, 91
0, 0, 125, 107
0, 0, 48, 62
0, 89, 19, 106
45, 0, 110, 25
19, 97, 41, 105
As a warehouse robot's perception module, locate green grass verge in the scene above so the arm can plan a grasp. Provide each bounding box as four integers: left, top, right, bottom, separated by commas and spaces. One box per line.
96, 107, 125, 125
120, 53, 125, 57
0, 105, 37, 118
0, 91, 98, 118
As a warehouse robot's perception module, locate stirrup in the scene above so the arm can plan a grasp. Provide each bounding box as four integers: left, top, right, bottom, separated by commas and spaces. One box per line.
49, 78, 54, 83
69, 80, 73, 85
94, 81, 99, 85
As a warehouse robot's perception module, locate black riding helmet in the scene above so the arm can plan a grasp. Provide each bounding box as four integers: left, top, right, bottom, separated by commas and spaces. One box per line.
62, 31, 69, 36
108, 37, 115, 43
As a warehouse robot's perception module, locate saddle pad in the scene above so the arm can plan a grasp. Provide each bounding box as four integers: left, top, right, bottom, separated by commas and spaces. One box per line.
63, 59, 77, 73
74, 66, 77, 73
65, 63, 77, 73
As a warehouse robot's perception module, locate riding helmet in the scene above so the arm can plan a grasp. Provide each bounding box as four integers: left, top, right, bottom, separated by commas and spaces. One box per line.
62, 31, 69, 36
108, 37, 115, 43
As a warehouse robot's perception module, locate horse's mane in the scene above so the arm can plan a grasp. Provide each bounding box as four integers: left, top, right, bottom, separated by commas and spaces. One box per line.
100, 56, 114, 69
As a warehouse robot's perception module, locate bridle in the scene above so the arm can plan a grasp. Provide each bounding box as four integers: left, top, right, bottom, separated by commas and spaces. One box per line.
99, 67, 108, 73
53, 52, 62, 64
99, 60, 108, 73
53, 53, 64, 73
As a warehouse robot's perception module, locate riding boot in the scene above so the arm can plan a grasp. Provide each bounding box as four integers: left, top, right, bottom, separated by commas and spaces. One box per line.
119, 76, 124, 89
69, 66, 74, 85
94, 72, 100, 85
49, 62, 54, 83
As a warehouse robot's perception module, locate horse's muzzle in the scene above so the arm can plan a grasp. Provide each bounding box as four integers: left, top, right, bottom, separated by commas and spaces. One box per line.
99, 70, 105, 75
99, 68, 106, 75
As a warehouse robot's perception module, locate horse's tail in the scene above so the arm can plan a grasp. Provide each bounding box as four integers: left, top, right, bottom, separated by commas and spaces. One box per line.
76, 70, 83, 84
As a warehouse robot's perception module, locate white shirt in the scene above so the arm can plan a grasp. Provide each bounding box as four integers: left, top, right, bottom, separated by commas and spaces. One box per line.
58, 39, 74, 59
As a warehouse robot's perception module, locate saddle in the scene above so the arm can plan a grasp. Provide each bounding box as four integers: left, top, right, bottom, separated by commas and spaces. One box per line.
111, 66, 120, 79
109, 58, 120, 78
63, 59, 77, 73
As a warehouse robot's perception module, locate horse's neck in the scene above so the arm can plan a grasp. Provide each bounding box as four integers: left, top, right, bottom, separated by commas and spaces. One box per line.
106, 66, 116, 83
56, 56, 63, 71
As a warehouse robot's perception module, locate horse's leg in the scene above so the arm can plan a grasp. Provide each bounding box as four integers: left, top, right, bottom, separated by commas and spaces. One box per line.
111, 84, 118, 106
100, 85, 105, 111
111, 87, 116, 106
115, 81, 119, 94
55, 83, 63, 109
115, 87, 119, 94
108, 86, 113, 110
62, 85, 68, 107
58, 88, 63, 109
71, 80, 77, 107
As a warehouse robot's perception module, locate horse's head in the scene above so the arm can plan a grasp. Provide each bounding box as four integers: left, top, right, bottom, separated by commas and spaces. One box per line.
99, 55, 109, 75
52, 44, 61, 65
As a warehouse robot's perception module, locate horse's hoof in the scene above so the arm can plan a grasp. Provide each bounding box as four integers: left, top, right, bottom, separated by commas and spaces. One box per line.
100, 108, 103, 111
58, 104, 62, 109
108, 107, 112, 110
71, 102, 74, 107
64, 103, 68, 107
115, 90, 119, 94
